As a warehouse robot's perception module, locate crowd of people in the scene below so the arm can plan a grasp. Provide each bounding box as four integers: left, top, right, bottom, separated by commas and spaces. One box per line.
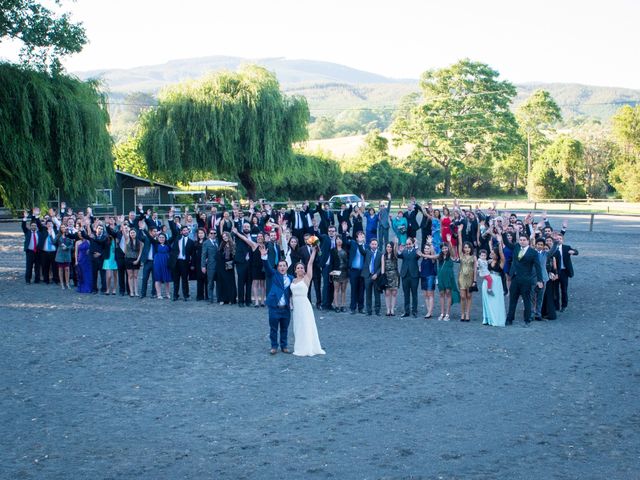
20, 194, 579, 328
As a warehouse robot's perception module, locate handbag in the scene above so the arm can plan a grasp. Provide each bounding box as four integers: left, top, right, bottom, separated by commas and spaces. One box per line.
376, 273, 388, 291
469, 281, 479, 292
224, 260, 234, 271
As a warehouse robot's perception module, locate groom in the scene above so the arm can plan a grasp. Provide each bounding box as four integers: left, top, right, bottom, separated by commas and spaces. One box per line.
260, 245, 294, 355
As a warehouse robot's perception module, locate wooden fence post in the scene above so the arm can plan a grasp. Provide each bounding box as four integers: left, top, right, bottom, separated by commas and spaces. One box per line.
589, 213, 594, 232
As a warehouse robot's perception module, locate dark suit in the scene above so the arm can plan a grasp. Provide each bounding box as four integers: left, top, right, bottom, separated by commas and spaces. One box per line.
319, 234, 337, 308
89, 233, 108, 292
22, 219, 41, 283
361, 248, 383, 315
348, 240, 366, 312
263, 258, 293, 350
137, 230, 157, 298
289, 208, 309, 243
506, 245, 543, 325
557, 244, 578, 310
234, 235, 252, 306
169, 232, 195, 300
315, 204, 335, 235
398, 248, 420, 315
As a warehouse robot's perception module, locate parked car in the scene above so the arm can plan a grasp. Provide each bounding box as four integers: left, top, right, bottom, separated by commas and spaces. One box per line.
328, 194, 369, 209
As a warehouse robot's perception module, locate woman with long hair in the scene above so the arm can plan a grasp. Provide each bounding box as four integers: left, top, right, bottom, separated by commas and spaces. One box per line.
216, 231, 237, 304
435, 241, 460, 321
431, 209, 442, 253
54, 224, 73, 290
330, 236, 349, 312
381, 242, 400, 316
235, 229, 267, 307
391, 211, 408, 246
102, 225, 118, 295
124, 228, 142, 297
481, 235, 507, 327
75, 230, 93, 294
192, 228, 207, 301
152, 232, 172, 299
418, 244, 438, 318
457, 224, 477, 322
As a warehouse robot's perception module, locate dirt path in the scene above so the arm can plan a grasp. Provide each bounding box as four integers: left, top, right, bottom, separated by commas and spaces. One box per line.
1, 223, 638, 479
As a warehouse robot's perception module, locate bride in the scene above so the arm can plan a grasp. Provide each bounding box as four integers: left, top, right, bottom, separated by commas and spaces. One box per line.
291, 246, 325, 357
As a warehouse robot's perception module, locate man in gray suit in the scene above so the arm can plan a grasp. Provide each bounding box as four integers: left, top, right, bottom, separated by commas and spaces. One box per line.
138, 225, 157, 299
377, 192, 392, 247
201, 229, 219, 303
398, 237, 420, 317
361, 239, 383, 316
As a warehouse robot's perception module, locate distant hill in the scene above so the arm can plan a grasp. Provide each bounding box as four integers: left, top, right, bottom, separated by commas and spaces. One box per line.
77, 55, 640, 137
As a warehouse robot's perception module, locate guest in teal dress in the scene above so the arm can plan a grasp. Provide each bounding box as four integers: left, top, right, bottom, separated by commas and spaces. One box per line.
102, 236, 118, 295
392, 211, 408, 246
435, 243, 460, 321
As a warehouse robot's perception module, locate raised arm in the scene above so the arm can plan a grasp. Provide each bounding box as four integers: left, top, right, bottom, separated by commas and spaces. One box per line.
457, 224, 464, 258
304, 246, 317, 285
232, 227, 257, 250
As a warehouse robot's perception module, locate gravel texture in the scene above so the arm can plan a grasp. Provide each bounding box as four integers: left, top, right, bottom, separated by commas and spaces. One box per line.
1, 221, 639, 479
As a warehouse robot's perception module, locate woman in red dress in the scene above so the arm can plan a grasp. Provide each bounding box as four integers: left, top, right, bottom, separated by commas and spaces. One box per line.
441, 206, 454, 256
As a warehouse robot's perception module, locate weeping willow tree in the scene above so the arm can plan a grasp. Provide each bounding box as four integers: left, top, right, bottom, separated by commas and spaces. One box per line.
138, 65, 309, 198
0, 63, 113, 207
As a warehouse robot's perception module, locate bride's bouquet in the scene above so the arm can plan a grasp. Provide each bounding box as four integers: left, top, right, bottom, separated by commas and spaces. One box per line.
306, 235, 320, 248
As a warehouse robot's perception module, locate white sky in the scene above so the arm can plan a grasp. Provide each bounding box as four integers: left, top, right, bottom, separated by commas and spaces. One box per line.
1, 0, 638, 88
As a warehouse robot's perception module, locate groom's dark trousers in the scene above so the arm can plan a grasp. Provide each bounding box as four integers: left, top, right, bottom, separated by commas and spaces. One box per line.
269, 307, 291, 350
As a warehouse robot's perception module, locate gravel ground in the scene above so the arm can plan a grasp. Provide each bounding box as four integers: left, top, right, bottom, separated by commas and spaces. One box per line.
1, 221, 639, 479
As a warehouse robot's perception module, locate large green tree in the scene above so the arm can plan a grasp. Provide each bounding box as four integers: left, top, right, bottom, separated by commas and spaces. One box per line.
515, 89, 562, 189
529, 136, 586, 199
0, 0, 87, 72
138, 65, 309, 199
0, 63, 113, 207
609, 105, 640, 201
391, 59, 519, 196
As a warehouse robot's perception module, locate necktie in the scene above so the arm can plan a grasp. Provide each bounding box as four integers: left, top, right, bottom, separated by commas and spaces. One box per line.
370, 251, 375, 273
182, 237, 186, 258
274, 246, 279, 264
32, 232, 37, 252
518, 248, 525, 260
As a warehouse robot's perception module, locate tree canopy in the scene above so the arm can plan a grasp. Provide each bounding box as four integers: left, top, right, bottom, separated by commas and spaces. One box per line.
609, 105, 640, 201
0, 0, 86, 72
391, 59, 519, 196
0, 63, 113, 207
138, 65, 309, 198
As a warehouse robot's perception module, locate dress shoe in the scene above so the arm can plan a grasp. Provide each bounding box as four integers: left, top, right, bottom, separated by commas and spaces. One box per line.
281, 348, 292, 354
401, 313, 410, 318
358, 309, 365, 314
523, 322, 530, 328
350, 310, 356, 315
269, 349, 277, 355
560, 307, 566, 312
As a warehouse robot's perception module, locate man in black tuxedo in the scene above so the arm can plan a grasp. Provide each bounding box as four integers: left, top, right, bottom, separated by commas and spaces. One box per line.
347, 231, 366, 314
300, 233, 322, 306
21, 212, 41, 284
319, 225, 338, 310
505, 234, 543, 326
315, 199, 335, 235
289, 202, 310, 244
169, 223, 194, 301
233, 224, 253, 307
361, 239, 383, 316
398, 238, 420, 317
337, 203, 353, 233
555, 234, 578, 312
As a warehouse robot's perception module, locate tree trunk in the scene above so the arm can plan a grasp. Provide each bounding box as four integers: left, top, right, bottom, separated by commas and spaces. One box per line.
443, 167, 451, 197
238, 170, 257, 200
526, 133, 531, 200
514, 173, 519, 195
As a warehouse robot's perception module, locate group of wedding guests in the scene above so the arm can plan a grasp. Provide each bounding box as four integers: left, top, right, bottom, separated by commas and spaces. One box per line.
20, 194, 578, 327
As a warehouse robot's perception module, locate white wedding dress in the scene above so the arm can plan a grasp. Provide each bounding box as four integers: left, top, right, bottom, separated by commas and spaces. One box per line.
291, 280, 326, 357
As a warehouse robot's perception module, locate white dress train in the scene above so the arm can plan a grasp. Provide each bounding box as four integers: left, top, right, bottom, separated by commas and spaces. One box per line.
291, 280, 326, 357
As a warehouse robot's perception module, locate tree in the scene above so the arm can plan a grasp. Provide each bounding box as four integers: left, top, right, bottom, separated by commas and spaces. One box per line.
0, 0, 87, 72
573, 123, 615, 198
515, 89, 562, 191
138, 65, 309, 199
609, 105, 640, 201
529, 136, 586, 199
391, 59, 519, 196
0, 63, 113, 207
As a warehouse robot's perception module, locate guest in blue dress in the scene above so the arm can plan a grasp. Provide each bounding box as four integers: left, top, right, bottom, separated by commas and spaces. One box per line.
431, 216, 442, 254
482, 239, 507, 327
75, 232, 93, 293
153, 233, 172, 299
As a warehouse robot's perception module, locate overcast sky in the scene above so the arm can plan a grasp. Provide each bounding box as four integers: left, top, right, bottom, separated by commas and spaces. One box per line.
1, 0, 638, 88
